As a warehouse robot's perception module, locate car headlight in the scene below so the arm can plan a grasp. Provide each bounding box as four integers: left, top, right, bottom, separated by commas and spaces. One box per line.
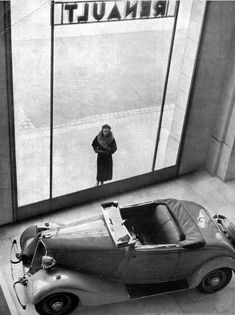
41, 256, 56, 270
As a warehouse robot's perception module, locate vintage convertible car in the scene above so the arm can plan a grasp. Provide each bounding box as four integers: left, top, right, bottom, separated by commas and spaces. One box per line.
11, 198, 235, 315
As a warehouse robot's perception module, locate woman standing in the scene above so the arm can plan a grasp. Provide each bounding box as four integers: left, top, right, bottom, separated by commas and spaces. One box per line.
92, 124, 117, 186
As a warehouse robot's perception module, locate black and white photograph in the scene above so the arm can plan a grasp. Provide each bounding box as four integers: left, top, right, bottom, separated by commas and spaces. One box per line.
1, 0, 235, 314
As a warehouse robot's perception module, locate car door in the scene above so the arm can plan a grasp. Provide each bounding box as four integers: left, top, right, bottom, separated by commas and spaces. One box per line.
123, 244, 180, 283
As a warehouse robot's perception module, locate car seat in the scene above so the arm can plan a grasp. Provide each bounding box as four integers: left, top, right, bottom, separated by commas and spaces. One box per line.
133, 204, 181, 245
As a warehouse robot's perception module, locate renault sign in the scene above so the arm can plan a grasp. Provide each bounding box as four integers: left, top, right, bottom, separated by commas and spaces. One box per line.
54, 0, 177, 25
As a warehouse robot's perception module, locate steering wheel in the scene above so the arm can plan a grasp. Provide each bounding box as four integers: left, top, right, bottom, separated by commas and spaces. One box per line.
130, 224, 145, 244
122, 219, 144, 244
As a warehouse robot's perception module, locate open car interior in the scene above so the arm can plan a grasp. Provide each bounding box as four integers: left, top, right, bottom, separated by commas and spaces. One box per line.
120, 203, 185, 246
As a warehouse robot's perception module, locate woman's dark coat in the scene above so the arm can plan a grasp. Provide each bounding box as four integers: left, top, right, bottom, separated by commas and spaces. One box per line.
92, 135, 117, 182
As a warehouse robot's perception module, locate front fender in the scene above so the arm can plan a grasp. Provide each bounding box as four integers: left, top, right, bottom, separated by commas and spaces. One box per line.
187, 256, 235, 288
27, 268, 129, 306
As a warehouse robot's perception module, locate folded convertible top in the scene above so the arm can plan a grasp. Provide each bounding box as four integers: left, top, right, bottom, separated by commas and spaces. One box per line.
155, 199, 206, 248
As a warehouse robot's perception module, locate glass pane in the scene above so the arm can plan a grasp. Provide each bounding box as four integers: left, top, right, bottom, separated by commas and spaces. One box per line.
52, 1, 175, 197
11, 0, 51, 205
155, 0, 205, 170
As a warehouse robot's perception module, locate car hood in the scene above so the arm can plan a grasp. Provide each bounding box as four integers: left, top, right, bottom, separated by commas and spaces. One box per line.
19, 215, 116, 263
43, 215, 116, 250
19, 215, 125, 277
44, 215, 126, 276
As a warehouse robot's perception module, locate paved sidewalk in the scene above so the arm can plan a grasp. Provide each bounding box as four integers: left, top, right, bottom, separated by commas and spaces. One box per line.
16, 105, 175, 205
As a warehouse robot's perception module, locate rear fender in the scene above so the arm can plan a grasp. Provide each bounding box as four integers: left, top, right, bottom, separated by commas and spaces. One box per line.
187, 256, 235, 288
27, 268, 129, 306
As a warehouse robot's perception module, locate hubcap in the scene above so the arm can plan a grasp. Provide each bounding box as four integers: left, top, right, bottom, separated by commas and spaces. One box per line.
51, 301, 64, 312
42, 293, 76, 314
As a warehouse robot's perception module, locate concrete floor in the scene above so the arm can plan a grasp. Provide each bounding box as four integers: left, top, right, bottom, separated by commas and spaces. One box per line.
1, 170, 235, 314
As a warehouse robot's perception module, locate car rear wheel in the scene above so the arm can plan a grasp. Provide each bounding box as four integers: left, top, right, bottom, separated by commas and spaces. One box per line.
197, 268, 232, 294
35, 292, 79, 315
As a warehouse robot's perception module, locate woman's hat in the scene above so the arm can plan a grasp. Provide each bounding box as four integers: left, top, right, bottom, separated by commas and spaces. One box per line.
102, 124, 111, 130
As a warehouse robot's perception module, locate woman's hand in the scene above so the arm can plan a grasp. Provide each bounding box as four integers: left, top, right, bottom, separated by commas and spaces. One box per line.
95, 149, 108, 154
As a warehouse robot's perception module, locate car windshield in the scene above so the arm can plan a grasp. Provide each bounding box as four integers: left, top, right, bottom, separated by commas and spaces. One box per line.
102, 204, 135, 247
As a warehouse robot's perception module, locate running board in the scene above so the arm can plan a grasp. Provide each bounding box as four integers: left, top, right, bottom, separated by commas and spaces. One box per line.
126, 279, 189, 299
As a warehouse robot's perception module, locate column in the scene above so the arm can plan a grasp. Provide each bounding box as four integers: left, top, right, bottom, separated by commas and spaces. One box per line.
164, 0, 206, 167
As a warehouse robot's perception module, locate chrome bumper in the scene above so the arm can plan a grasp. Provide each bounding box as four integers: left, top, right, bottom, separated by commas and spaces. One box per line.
10, 239, 28, 310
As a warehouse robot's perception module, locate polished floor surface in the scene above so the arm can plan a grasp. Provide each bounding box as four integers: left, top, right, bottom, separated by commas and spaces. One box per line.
1, 170, 235, 314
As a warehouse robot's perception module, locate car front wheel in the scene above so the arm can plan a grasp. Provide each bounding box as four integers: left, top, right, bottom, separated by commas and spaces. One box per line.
35, 292, 79, 315
197, 268, 232, 294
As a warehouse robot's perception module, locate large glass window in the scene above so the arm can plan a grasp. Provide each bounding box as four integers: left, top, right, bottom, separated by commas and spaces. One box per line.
11, 0, 51, 205
53, 1, 177, 196
11, 0, 205, 206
